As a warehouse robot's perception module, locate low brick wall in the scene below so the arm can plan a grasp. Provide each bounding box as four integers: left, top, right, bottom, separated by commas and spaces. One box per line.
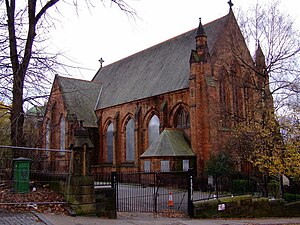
193, 195, 291, 218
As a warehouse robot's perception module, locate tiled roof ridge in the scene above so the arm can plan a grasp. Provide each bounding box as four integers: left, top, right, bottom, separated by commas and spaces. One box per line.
57, 75, 100, 84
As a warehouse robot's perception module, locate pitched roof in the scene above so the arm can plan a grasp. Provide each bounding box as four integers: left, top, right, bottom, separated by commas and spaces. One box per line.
57, 76, 102, 128
140, 129, 195, 158
93, 13, 230, 110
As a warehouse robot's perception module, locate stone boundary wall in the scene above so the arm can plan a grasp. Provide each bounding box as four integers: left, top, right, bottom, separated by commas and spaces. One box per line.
193, 195, 300, 218
95, 186, 116, 219
64, 177, 116, 218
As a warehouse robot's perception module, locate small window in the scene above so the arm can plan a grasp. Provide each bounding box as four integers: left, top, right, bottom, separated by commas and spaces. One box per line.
183, 159, 189, 171
208, 176, 214, 185
144, 160, 151, 172
160, 160, 170, 172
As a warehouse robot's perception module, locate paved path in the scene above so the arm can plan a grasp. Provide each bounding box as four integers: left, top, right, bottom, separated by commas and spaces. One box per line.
41, 213, 300, 225
1, 211, 300, 225
0, 211, 46, 225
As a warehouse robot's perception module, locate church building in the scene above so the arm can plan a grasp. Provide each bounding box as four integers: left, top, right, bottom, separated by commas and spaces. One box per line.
42, 5, 271, 177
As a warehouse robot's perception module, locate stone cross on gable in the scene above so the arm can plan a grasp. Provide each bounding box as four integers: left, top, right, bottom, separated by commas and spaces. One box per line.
99, 57, 104, 68
228, 0, 234, 9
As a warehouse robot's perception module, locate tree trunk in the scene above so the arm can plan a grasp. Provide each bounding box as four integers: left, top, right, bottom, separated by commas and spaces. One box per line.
11, 69, 25, 152
263, 174, 269, 197
279, 173, 284, 198
215, 176, 219, 199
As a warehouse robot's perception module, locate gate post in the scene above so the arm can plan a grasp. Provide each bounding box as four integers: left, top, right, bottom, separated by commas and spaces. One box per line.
111, 171, 117, 189
187, 169, 194, 217
111, 171, 118, 211
153, 172, 158, 213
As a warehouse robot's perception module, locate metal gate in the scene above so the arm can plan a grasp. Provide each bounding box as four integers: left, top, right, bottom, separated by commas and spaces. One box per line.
112, 170, 193, 216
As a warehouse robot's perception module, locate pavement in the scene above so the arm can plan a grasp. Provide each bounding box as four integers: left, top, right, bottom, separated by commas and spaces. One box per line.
1, 212, 300, 225
0, 211, 46, 225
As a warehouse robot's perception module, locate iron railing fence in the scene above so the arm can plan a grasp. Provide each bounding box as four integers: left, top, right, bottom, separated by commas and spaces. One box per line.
108, 171, 193, 216
93, 172, 112, 187
0, 145, 71, 211
192, 176, 259, 202
91, 171, 274, 215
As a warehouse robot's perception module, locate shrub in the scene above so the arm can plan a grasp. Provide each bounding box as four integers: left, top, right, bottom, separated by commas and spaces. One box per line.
267, 179, 280, 198
283, 193, 300, 202
232, 179, 256, 194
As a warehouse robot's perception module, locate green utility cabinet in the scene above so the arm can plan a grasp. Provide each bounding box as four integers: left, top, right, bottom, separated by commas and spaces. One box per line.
13, 157, 32, 193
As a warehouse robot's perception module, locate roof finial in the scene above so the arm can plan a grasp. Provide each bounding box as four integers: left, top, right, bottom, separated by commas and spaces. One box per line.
98, 57, 104, 68
228, 0, 234, 10
195, 17, 206, 38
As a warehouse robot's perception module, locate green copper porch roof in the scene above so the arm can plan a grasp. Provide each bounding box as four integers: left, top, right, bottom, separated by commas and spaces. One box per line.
140, 129, 195, 158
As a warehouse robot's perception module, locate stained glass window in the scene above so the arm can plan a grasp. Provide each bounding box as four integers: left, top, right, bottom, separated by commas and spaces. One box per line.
126, 118, 135, 162
60, 117, 65, 155
107, 123, 114, 163
148, 115, 160, 146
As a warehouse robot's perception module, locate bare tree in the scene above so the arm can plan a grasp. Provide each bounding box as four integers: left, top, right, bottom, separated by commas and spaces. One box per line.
216, 1, 300, 195
0, 0, 135, 147
237, 0, 300, 113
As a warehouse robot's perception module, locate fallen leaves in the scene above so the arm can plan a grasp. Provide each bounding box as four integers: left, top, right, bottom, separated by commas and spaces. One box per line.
0, 182, 68, 214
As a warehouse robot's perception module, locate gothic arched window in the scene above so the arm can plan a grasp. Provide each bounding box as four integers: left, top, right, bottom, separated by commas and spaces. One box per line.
46, 121, 50, 149
243, 76, 253, 121
60, 116, 65, 155
107, 122, 114, 163
45, 121, 51, 158
232, 77, 239, 118
231, 63, 240, 120
244, 81, 249, 116
219, 69, 228, 127
175, 107, 190, 128
126, 118, 135, 162
148, 115, 160, 146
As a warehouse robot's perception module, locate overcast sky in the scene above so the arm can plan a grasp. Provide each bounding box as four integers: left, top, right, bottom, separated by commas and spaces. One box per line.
49, 0, 300, 80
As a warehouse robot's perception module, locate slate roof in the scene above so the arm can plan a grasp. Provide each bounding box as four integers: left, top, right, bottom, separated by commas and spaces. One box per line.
140, 129, 195, 158
93, 13, 230, 110
57, 76, 102, 128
